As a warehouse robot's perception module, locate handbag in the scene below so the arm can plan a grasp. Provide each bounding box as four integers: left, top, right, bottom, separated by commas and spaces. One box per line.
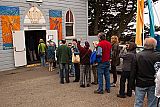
72, 53, 80, 63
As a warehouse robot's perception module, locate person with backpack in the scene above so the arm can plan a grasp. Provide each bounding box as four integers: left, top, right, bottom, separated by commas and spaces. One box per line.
78, 41, 92, 87
94, 32, 112, 94
47, 40, 56, 71
117, 42, 136, 98
91, 41, 99, 85
110, 35, 120, 87
38, 39, 46, 67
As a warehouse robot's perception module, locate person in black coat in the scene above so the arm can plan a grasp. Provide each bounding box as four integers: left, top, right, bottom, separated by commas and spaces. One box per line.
117, 42, 136, 98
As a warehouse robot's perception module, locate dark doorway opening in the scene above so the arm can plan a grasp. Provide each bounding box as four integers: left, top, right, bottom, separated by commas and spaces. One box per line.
25, 30, 46, 65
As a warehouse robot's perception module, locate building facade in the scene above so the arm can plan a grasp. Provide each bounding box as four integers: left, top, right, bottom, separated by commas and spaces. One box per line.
0, 0, 88, 71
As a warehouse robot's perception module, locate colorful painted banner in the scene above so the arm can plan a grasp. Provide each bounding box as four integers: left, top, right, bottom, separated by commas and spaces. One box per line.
147, 0, 155, 38
49, 10, 62, 40
135, 0, 144, 46
0, 6, 20, 50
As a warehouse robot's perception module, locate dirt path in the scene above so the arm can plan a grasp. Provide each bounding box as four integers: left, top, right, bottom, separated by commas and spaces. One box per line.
0, 66, 147, 107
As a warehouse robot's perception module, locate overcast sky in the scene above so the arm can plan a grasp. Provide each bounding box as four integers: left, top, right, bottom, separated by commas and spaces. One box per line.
144, 0, 160, 26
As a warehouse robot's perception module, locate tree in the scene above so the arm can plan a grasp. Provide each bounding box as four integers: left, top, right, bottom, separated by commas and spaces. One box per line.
88, 0, 158, 38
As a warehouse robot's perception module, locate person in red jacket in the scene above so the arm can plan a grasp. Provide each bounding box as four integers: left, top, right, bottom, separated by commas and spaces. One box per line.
79, 41, 92, 87
94, 32, 112, 94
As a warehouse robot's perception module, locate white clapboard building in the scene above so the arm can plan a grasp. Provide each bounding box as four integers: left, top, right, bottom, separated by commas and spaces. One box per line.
0, 0, 88, 71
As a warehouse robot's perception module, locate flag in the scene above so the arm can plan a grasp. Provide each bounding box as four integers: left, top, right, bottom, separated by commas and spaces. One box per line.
147, 0, 155, 37
135, 0, 144, 46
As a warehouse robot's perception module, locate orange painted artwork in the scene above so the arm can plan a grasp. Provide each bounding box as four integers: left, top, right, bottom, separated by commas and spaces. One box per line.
1, 15, 20, 48
50, 17, 62, 40
0, 6, 20, 50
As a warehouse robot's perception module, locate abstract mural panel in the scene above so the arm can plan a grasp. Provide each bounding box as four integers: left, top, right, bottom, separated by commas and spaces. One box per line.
49, 10, 62, 40
0, 6, 20, 50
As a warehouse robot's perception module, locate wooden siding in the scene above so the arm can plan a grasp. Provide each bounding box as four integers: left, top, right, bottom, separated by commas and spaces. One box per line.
0, 0, 88, 71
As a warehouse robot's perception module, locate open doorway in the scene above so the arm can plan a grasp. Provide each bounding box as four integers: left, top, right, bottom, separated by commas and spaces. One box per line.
25, 30, 46, 65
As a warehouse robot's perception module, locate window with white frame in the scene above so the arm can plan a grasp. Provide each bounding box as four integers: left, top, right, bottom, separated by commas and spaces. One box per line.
65, 10, 74, 37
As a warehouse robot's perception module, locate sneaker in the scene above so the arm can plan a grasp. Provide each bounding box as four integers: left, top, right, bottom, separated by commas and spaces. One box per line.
73, 80, 79, 82
125, 93, 132, 97
87, 84, 90, 87
80, 85, 85, 88
94, 90, 104, 94
110, 83, 116, 87
105, 89, 110, 93
60, 82, 64, 84
117, 94, 126, 98
91, 82, 97, 85
66, 80, 70, 83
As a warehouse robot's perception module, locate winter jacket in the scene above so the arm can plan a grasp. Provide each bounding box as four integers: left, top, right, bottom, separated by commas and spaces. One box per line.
56, 44, 71, 64
131, 49, 160, 88
120, 50, 136, 72
111, 43, 120, 66
79, 46, 92, 65
38, 43, 46, 54
47, 46, 55, 61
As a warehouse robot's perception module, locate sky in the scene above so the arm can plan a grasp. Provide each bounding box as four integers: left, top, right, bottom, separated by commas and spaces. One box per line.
144, 0, 160, 26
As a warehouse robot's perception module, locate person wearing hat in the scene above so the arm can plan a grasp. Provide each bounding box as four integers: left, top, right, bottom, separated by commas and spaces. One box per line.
79, 41, 92, 87
38, 39, 47, 67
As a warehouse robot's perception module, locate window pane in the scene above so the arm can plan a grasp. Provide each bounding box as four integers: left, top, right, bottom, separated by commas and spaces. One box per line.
66, 24, 73, 36
66, 10, 74, 22
70, 11, 74, 22
66, 11, 69, 22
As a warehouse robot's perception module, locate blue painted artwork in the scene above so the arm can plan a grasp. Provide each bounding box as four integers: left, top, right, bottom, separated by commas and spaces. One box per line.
0, 6, 19, 16
49, 10, 62, 17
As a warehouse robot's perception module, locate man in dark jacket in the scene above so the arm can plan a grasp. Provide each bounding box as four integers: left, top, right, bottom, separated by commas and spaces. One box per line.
56, 39, 71, 84
131, 38, 160, 107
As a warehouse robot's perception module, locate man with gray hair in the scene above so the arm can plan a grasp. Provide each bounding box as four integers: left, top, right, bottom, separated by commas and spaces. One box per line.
131, 37, 160, 107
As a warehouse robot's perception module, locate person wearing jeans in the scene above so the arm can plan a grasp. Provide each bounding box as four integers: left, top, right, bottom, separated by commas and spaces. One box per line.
97, 62, 110, 92
135, 86, 156, 107
59, 63, 69, 83
40, 54, 46, 67
56, 39, 71, 84
131, 38, 160, 107
38, 39, 46, 67
72, 39, 80, 82
94, 32, 112, 94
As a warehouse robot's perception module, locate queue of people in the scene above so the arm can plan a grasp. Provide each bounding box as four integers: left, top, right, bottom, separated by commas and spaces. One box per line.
37, 33, 160, 107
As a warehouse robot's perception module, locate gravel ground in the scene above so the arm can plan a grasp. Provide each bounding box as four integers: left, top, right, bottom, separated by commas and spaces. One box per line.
0, 66, 147, 107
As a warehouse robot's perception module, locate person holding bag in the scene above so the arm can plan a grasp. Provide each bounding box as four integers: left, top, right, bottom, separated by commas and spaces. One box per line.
72, 39, 80, 82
